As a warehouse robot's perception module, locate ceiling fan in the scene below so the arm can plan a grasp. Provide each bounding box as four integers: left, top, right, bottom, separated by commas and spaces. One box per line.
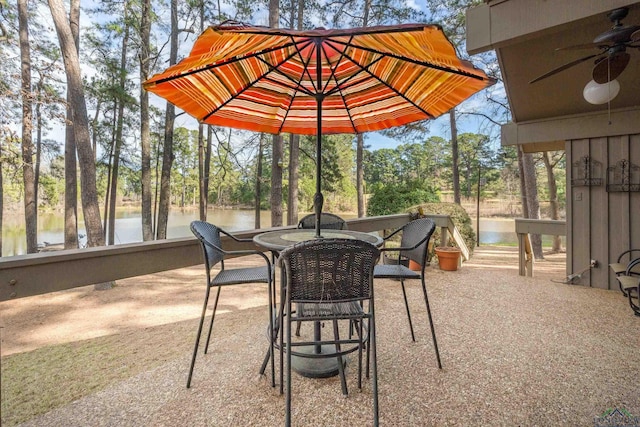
530, 7, 640, 84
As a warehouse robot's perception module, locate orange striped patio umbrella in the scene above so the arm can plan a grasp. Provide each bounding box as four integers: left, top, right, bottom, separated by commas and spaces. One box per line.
144, 21, 495, 235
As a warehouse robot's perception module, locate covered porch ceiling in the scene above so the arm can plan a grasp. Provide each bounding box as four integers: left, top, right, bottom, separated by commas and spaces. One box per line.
466, 0, 640, 152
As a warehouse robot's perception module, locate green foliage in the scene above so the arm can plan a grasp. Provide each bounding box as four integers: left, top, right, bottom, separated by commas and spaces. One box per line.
364, 136, 452, 192
407, 202, 476, 256
367, 184, 440, 216
38, 174, 63, 207
295, 134, 356, 212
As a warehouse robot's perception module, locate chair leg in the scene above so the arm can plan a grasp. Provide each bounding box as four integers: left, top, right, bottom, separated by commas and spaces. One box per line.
204, 286, 222, 354
285, 302, 292, 427
259, 314, 278, 375
259, 281, 277, 387
365, 309, 371, 380
187, 285, 212, 388
619, 278, 630, 298
370, 304, 379, 427
357, 315, 364, 389
420, 278, 442, 369
400, 280, 416, 342
279, 289, 286, 396
629, 287, 640, 316
260, 264, 282, 388
295, 304, 302, 336
269, 282, 276, 387
332, 319, 348, 396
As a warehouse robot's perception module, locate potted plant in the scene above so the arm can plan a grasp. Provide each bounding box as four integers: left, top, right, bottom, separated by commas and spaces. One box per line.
435, 246, 461, 271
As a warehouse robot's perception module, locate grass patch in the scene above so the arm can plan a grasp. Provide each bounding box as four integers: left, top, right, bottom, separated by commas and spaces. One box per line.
1, 321, 193, 426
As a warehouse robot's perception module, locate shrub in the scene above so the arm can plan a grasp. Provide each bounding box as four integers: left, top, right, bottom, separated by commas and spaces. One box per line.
367, 184, 440, 217
407, 202, 476, 257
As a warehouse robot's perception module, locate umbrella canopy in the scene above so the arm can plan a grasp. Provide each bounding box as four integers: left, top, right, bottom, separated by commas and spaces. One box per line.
144, 21, 496, 235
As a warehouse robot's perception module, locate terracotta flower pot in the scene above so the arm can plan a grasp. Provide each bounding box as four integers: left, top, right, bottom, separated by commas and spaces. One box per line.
435, 247, 461, 271
408, 259, 422, 271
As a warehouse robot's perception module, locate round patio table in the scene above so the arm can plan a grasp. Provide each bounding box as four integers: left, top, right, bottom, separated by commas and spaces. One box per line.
254, 229, 382, 252
254, 229, 382, 378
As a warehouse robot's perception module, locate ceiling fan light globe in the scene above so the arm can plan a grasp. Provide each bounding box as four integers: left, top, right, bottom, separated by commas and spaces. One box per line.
583, 79, 620, 104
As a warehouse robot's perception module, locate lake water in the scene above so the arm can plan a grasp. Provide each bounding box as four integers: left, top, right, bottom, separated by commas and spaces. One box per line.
1, 210, 551, 257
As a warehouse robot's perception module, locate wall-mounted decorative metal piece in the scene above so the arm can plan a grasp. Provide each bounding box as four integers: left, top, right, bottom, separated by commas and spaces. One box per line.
606, 159, 640, 192
571, 155, 602, 186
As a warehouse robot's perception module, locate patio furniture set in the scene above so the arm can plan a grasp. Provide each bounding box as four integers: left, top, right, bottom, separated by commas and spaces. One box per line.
609, 250, 640, 317
143, 21, 493, 426
188, 214, 441, 426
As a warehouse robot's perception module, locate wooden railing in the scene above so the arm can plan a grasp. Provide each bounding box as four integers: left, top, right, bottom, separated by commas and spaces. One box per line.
515, 218, 566, 277
428, 214, 471, 262
0, 213, 467, 302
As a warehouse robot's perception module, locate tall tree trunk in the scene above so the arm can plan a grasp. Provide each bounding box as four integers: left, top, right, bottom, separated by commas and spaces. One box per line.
19, 0, 37, 253
140, 0, 153, 241
103, 109, 117, 236
157, 109, 175, 239
517, 146, 529, 217
153, 136, 161, 236
35, 82, 42, 206
522, 150, 543, 259
107, 5, 130, 245
269, 0, 279, 28
356, 0, 371, 217
286, 0, 302, 225
287, 133, 299, 225
156, 0, 178, 239
49, 0, 105, 247
296, 0, 303, 28
357, 134, 365, 217
197, 4, 207, 221
464, 167, 472, 198
90, 99, 101, 159
205, 127, 212, 214
271, 134, 283, 226
450, 108, 461, 205
198, 124, 206, 220
64, 0, 80, 249
181, 168, 186, 207
269, 0, 282, 226
542, 151, 562, 252
255, 133, 264, 229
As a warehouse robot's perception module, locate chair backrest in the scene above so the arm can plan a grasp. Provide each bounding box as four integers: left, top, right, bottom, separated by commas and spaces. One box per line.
190, 221, 224, 270
297, 213, 348, 230
399, 218, 436, 267
280, 238, 380, 303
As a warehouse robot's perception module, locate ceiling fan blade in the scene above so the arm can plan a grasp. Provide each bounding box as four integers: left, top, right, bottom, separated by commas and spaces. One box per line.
529, 53, 603, 84
593, 52, 630, 83
556, 42, 606, 51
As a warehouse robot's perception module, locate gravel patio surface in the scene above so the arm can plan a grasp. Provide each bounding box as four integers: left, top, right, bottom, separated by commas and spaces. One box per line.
4, 246, 640, 426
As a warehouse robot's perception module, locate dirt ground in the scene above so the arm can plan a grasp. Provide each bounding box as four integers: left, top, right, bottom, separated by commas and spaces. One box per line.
0, 246, 566, 357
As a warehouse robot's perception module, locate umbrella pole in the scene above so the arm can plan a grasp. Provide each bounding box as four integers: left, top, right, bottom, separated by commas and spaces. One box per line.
314, 39, 324, 239
314, 94, 323, 238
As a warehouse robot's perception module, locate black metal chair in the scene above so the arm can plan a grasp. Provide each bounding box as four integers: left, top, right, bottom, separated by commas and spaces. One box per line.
189, 221, 273, 388
614, 257, 640, 317
609, 249, 640, 297
297, 212, 348, 230
373, 217, 442, 369
278, 238, 381, 427
294, 212, 348, 335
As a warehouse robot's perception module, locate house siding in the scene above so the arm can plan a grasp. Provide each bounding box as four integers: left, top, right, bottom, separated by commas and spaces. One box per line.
567, 133, 640, 289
